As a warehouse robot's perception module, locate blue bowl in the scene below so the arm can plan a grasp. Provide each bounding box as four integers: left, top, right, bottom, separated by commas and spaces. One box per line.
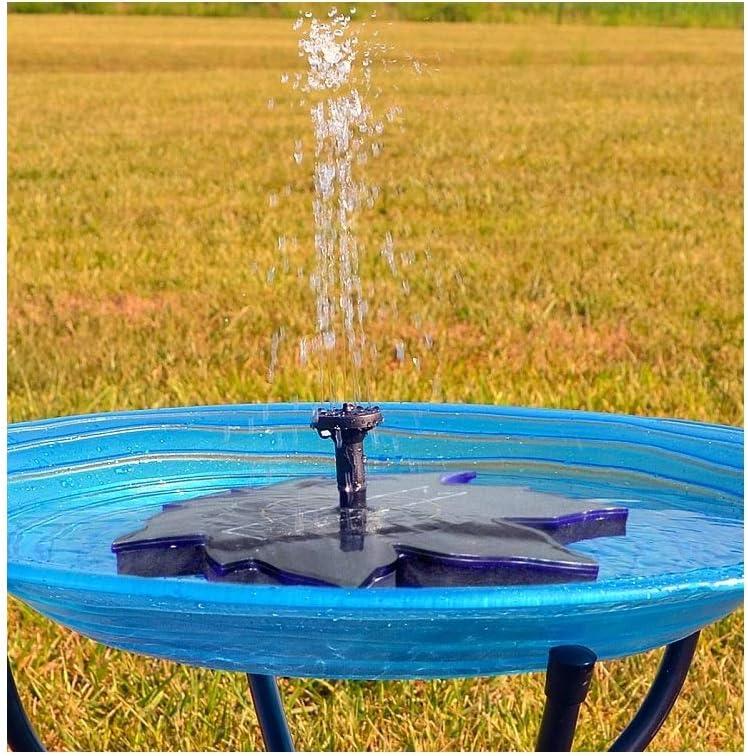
8, 402, 743, 679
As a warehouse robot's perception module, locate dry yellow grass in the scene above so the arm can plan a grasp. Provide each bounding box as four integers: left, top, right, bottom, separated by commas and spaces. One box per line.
7, 15, 743, 751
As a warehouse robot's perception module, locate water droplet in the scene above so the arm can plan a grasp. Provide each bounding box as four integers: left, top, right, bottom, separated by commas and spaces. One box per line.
380, 232, 397, 273
293, 140, 303, 164
267, 329, 284, 381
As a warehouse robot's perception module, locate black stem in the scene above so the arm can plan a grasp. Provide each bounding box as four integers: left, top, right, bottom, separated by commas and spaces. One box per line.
7, 658, 46, 752
536, 645, 597, 751
311, 403, 383, 513
609, 631, 700, 752
246, 674, 294, 752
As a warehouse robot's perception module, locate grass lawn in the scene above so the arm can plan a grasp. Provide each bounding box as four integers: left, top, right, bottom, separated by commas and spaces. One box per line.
7, 14, 743, 751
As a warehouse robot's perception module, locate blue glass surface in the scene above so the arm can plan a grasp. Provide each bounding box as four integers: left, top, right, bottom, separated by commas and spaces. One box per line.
8, 402, 744, 679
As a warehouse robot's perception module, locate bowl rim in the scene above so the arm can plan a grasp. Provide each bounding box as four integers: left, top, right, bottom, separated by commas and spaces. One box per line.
9, 401, 743, 616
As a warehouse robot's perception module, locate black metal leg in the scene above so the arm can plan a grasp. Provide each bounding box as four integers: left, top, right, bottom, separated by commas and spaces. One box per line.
609, 631, 700, 752
246, 674, 294, 752
536, 645, 597, 751
7, 658, 46, 752
2, 631, 703, 753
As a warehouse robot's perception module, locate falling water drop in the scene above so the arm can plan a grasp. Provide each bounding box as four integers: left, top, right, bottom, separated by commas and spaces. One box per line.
293, 140, 303, 164
380, 232, 397, 274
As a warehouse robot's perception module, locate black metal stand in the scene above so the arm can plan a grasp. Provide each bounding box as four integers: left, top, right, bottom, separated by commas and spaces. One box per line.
246, 674, 295, 752
7, 633, 702, 752
7, 658, 45, 752
536, 645, 597, 751
609, 631, 700, 752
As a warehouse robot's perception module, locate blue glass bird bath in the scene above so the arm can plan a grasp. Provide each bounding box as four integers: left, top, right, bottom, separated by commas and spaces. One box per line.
8, 402, 743, 682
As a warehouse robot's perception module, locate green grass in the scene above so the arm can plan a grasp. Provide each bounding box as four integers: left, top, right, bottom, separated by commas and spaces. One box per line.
8, 14, 744, 751
8, 2, 745, 29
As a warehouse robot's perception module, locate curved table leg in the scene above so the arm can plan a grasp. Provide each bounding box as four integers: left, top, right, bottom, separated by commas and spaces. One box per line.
535, 632, 701, 752
536, 645, 598, 751
609, 631, 700, 752
8, 656, 296, 753
247, 674, 295, 752
4, 631, 703, 753
7, 658, 46, 752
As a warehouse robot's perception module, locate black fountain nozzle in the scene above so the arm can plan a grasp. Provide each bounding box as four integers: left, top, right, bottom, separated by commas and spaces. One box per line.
311, 403, 383, 511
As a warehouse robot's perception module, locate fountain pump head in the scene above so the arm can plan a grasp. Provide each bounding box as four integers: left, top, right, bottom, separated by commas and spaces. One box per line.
311, 403, 383, 508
